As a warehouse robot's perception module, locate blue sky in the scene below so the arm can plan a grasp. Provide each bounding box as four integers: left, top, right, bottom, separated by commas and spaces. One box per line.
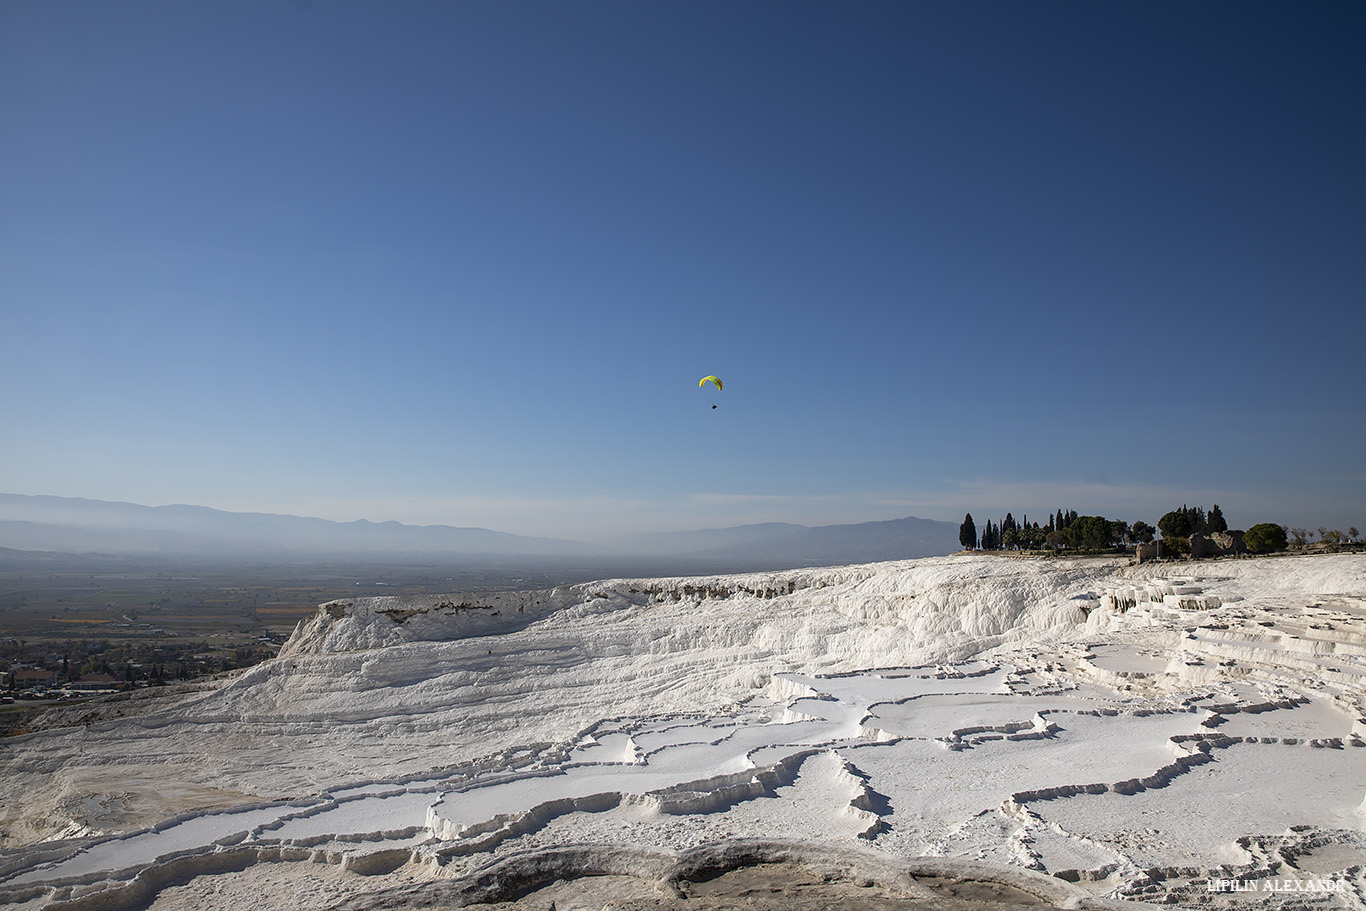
3, 1, 1363, 542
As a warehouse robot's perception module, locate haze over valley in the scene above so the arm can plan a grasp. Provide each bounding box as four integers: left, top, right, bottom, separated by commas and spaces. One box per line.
0, 493, 963, 568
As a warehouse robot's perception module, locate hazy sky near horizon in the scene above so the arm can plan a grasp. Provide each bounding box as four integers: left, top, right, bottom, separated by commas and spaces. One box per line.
3, 1, 1363, 542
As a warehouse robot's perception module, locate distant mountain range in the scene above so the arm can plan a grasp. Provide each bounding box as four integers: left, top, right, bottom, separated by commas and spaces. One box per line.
0, 493, 962, 568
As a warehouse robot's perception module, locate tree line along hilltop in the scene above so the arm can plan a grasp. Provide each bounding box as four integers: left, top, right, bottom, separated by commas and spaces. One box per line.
958, 505, 1361, 557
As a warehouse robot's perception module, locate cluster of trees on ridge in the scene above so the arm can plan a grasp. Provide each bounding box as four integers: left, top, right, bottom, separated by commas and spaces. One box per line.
958, 505, 1361, 556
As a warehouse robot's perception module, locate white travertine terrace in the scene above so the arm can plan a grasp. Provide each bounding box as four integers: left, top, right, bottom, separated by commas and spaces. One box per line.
0, 553, 1363, 909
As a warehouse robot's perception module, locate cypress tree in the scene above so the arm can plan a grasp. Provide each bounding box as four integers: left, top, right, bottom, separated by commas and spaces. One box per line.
1208, 504, 1227, 533
960, 514, 977, 550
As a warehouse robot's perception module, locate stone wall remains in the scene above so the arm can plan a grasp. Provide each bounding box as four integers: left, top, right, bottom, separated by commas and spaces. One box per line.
1191, 531, 1245, 558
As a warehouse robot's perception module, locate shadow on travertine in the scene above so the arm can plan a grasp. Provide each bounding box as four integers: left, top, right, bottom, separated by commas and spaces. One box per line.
488, 864, 1059, 910
334, 840, 1156, 911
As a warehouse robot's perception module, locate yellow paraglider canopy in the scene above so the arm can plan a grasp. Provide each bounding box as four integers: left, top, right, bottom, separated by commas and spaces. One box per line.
699, 375, 723, 391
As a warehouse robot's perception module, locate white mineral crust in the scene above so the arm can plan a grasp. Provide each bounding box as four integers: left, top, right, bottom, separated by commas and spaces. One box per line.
1, 553, 1364, 909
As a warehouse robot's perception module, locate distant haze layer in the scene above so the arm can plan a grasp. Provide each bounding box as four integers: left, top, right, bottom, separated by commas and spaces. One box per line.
0, 493, 961, 569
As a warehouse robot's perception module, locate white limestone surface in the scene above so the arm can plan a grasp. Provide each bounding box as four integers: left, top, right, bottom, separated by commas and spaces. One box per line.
0, 553, 1363, 910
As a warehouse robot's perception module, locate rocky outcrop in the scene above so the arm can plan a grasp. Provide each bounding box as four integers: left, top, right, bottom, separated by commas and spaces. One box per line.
1137, 532, 1246, 561
1191, 531, 1246, 558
